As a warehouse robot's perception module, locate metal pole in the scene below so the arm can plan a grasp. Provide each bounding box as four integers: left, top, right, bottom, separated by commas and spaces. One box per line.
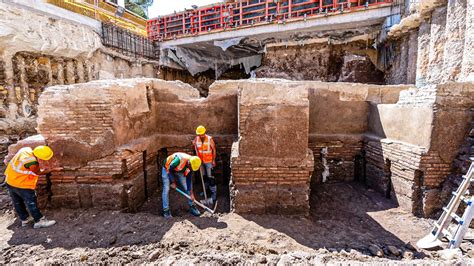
289, 0, 292, 18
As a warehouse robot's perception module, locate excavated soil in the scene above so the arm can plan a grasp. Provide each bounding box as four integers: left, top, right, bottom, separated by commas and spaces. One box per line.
1, 182, 473, 264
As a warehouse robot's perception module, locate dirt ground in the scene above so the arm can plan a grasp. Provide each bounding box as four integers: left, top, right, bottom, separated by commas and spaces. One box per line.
1, 182, 473, 264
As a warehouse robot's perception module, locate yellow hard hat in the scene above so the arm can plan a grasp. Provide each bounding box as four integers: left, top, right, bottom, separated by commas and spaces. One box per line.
33, 146, 54, 161
196, 125, 206, 135
189, 156, 201, 171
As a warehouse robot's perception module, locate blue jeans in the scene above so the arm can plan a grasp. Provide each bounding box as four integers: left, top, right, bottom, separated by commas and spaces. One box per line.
161, 167, 193, 210
201, 163, 213, 177
6, 184, 43, 222
201, 163, 217, 202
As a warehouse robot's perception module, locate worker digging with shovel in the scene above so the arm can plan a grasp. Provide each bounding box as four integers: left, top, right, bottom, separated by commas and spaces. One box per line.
161, 152, 203, 218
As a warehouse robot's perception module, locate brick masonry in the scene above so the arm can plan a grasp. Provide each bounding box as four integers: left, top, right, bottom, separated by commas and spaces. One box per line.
309, 135, 364, 186
231, 150, 314, 214
230, 81, 314, 215
7, 79, 471, 217
15, 79, 238, 211
364, 82, 473, 217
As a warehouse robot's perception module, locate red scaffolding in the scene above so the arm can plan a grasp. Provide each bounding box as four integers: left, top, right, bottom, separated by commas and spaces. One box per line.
147, 0, 392, 41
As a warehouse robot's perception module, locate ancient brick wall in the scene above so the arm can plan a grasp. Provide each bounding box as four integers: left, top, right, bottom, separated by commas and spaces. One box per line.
365, 137, 425, 214
7, 78, 470, 217
309, 136, 364, 184
365, 82, 473, 216
231, 150, 314, 214
18, 79, 238, 211
308, 83, 409, 186
0, 2, 159, 171
230, 80, 314, 214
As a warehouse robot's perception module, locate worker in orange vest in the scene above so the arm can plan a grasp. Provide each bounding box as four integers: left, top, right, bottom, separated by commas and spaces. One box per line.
4, 146, 57, 228
193, 125, 217, 206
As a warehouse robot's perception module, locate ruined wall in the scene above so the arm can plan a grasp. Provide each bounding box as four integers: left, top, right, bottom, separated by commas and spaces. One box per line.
379, 1, 474, 216
23, 79, 236, 210
257, 41, 384, 84
229, 80, 314, 214
365, 82, 473, 216
7, 77, 471, 217
216, 80, 409, 214
384, 30, 418, 85
0, 2, 159, 162
385, 0, 473, 86
308, 83, 409, 186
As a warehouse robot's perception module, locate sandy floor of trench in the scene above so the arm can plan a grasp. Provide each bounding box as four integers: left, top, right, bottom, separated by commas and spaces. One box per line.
0, 181, 473, 264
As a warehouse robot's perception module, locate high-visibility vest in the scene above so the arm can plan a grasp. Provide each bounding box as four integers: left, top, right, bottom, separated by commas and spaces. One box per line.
165, 152, 191, 176
193, 135, 213, 163
4, 147, 39, 190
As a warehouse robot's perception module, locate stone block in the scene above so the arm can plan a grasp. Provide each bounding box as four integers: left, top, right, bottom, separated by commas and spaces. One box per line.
50, 183, 80, 209
89, 184, 124, 209
237, 80, 309, 166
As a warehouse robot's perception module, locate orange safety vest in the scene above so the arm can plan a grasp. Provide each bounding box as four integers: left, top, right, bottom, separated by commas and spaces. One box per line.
165, 152, 191, 176
4, 147, 39, 190
193, 135, 213, 163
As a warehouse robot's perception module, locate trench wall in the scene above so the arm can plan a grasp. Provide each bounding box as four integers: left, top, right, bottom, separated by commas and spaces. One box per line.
385, 1, 473, 86
257, 41, 385, 85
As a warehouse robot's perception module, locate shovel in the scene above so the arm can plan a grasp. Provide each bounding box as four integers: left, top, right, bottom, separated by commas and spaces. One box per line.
174, 187, 217, 214
194, 148, 209, 205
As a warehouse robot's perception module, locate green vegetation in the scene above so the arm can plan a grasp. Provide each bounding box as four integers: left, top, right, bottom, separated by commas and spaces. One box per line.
125, 0, 153, 19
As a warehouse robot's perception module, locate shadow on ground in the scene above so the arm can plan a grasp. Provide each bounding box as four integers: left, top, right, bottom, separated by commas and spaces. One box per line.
241, 182, 432, 259
4, 187, 228, 250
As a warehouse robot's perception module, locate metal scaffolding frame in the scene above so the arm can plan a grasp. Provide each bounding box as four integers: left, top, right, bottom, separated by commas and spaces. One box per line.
101, 22, 158, 60
147, 0, 393, 41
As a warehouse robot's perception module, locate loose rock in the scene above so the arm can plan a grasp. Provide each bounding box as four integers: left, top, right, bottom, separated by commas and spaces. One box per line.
387, 245, 400, 256
148, 250, 161, 261
368, 245, 384, 257
403, 251, 414, 260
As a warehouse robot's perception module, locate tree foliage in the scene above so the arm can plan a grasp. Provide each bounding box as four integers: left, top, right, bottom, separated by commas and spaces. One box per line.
125, 0, 153, 19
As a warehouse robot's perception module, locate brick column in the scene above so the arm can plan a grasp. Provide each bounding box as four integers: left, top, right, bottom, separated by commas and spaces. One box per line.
230, 81, 314, 215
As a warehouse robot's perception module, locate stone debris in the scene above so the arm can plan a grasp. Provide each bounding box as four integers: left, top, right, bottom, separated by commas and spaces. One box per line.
368, 245, 384, 257
387, 245, 400, 256
402, 250, 414, 260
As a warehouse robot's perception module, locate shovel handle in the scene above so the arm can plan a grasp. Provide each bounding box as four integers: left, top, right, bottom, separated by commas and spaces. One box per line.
174, 187, 215, 214
194, 147, 208, 200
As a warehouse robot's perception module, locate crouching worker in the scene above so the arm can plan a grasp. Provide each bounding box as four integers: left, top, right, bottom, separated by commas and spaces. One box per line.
162, 152, 202, 218
4, 146, 57, 228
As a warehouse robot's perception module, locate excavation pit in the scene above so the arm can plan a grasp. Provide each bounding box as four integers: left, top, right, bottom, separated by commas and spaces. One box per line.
6, 78, 471, 218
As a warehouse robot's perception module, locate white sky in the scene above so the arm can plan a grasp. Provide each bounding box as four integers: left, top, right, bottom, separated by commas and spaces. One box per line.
148, 0, 220, 18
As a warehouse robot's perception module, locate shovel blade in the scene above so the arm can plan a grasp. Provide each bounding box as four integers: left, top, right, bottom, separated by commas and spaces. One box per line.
417, 233, 443, 249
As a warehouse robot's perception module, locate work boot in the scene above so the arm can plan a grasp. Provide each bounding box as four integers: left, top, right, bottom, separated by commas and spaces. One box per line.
33, 217, 56, 229
189, 205, 201, 217
21, 217, 34, 227
163, 209, 172, 218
